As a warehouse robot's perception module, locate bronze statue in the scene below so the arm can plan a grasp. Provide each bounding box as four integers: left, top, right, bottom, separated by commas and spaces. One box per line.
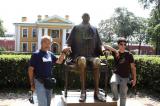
63, 13, 106, 102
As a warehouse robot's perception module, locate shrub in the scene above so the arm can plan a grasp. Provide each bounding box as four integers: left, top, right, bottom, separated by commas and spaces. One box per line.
0, 54, 30, 89
0, 47, 6, 52
0, 54, 160, 94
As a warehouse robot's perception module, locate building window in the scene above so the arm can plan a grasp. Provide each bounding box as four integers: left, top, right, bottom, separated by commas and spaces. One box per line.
22, 42, 28, 52
32, 28, 37, 37
22, 28, 28, 37
51, 30, 59, 38
32, 43, 37, 52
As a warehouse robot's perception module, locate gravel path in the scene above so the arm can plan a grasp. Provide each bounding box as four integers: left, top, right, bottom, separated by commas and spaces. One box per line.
0, 93, 159, 106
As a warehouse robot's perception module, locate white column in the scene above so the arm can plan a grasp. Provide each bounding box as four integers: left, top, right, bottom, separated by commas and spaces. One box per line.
44, 28, 48, 36
15, 25, 18, 52
68, 29, 72, 33
38, 28, 42, 49
15, 25, 20, 52
62, 29, 66, 50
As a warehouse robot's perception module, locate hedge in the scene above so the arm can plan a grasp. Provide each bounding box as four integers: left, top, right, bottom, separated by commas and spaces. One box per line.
0, 55, 30, 89
0, 54, 160, 94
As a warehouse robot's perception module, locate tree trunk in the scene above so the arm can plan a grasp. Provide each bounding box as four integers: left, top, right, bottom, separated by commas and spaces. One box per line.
127, 37, 130, 51
156, 36, 158, 55
138, 42, 141, 55
138, 34, 142, 55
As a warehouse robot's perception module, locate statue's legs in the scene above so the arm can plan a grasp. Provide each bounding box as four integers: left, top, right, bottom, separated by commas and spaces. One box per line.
88, 57, 106, 102
88, 57, 101, 94
76, 56, 87, 102
76, 57, 106, 102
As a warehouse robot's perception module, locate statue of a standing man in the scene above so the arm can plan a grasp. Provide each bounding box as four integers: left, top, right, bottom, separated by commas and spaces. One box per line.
63, 13, 106, 102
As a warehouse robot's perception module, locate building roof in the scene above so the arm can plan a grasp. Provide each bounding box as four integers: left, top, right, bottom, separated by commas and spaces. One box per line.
13, 15, 74, 27
38, 15, 73, 24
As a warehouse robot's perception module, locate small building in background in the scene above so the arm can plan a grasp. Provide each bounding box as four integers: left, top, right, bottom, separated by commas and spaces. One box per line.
128, 44, 155, 55
14, 15, 74, 53
0, 37, 15, 51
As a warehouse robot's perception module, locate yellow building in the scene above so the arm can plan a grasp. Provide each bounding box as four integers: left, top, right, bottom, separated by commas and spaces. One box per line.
14, 15, 74, 53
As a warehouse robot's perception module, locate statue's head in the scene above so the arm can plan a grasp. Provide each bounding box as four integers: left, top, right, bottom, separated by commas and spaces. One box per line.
82, 13, 90, 24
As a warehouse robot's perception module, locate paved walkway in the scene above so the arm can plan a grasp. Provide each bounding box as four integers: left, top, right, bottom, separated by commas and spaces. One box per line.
0, 93, 159, 106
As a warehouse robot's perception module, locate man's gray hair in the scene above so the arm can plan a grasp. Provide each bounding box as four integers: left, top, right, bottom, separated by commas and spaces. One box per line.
41, 35, 52, 43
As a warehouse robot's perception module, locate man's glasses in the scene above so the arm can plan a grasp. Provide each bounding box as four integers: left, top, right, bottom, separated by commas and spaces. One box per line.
119, 43, 126, 46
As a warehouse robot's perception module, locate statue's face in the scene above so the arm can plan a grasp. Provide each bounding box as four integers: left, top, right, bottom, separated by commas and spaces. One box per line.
82, 14, 90, 23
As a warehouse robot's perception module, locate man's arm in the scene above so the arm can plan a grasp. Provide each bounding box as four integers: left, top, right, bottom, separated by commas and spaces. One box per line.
130, 63, 136, 87
103, 45, 117, 53
62, 26, 76, 54
103, 45, 119, 58
28, 66, 35, 91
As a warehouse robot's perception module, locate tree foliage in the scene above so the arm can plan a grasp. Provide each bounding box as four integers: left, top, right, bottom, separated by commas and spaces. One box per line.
133, 17, 148, 54
98, 19, 114, 42
0, 19, 5, 37
112, 7, 138, 39
98, 7, 148, 50
138, 0, 160, 54
138, 0, 160, 9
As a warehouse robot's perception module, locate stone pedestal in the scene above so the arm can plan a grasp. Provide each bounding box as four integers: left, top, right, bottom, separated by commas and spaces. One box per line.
61, 91, 117, 106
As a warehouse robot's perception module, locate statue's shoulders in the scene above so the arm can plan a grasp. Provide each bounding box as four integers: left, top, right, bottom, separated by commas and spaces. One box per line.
76, 24, 97, 29
73, 24, 84, 31
72, 25, 80, 30
90, 25, 97, 30
76, 24, 83, 28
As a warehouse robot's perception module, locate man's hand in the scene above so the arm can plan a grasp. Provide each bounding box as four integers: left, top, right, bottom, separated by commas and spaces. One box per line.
62, 47, 72, 55
131, 79, 136, 87
31, 84, 35, 92
56, 53, 66, 64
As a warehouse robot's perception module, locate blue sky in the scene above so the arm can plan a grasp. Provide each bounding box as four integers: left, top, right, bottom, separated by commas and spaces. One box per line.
0, 0, 151, 34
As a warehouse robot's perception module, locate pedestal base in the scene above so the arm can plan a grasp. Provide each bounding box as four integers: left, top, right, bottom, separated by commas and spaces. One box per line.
61, 91, 117, 106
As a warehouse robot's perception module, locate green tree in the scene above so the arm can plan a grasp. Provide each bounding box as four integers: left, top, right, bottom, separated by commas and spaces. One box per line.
98, 7, 146, 48
0, 19, 5, 37
147, 23, 160, 54
112, 7, 138, 39
138, 0, 160, 54
98, 19, 114, 43
138, 0, 160, 9
133, 17, 148, 54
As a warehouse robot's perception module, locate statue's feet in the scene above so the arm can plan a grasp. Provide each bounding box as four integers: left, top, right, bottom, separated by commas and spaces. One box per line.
112, 97, 118, 101
94, 93, 106, 102
79, 93, 86, 102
